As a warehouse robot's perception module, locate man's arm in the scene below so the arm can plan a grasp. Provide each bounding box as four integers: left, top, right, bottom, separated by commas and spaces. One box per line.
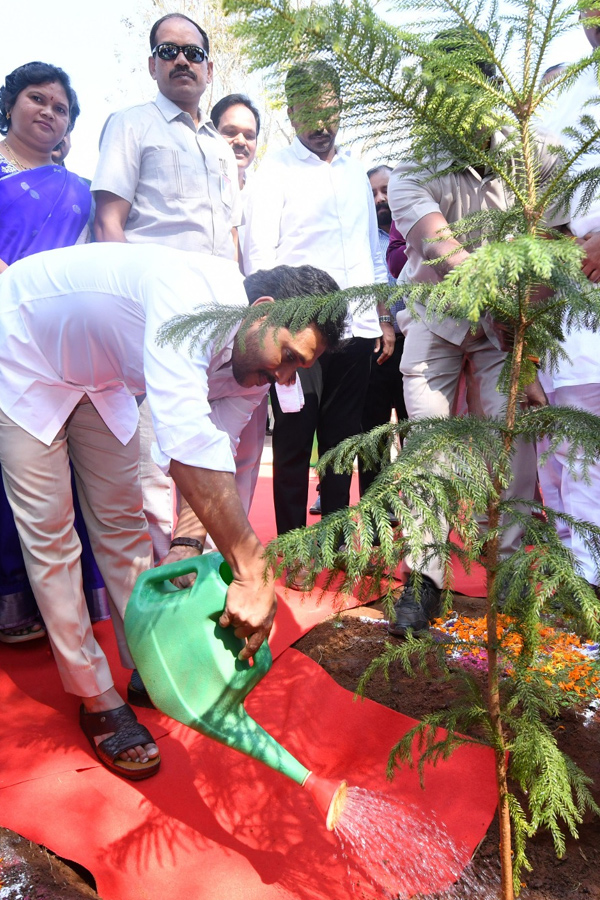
231, 226, 239, 265
93, 191, 132, 243
405, 211, 470, 279
91, 110, 141, 242
170, 461, 276, 660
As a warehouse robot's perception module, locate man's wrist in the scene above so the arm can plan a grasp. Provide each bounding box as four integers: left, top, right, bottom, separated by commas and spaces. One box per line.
170, 536, 204, 553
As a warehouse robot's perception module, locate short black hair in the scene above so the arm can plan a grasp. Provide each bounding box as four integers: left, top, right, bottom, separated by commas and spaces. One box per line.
433, 27, 498, 80
0, 62, 80, 135
367, 164, 392, 179
210, 93, 261, 136
285, 61, 341, 108
149, 13, 209, 55
243, 265, 346, 351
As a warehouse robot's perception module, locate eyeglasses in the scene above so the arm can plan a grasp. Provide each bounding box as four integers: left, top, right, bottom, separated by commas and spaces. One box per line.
151, 43, 208, 64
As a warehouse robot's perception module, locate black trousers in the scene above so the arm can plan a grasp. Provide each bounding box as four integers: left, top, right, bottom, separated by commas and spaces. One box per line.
358, 333, 407, 495
271, 337, 374, 535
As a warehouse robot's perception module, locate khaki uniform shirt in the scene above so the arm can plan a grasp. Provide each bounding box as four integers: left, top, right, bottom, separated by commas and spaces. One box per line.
92, 92, 241, 259
389, 129, 568, 344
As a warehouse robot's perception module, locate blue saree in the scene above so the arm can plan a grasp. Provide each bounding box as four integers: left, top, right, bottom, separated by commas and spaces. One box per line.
0, 161, 109, 627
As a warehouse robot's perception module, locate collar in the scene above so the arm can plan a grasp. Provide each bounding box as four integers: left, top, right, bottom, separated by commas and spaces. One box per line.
291, 135, 347, 164
155, 91, 212, 131
453, 127, 512, 176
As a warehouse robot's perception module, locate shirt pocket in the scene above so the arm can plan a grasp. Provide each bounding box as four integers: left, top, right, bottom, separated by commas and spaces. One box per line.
150, 148, 204, 200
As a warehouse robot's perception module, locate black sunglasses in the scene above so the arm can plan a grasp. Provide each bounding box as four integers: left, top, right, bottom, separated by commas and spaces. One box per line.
152, 43, 208, 64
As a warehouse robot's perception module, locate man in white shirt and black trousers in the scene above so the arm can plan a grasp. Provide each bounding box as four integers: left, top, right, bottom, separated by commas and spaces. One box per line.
243, 61, 394, 561
0, 242, 343, 782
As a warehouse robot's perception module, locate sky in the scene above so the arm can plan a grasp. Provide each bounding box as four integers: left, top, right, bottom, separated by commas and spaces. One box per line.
1, 0, 593, 180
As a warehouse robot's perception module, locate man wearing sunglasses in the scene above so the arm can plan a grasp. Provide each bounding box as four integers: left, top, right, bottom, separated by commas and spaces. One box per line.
91, 13, 242, 566
92, 13, 240, 257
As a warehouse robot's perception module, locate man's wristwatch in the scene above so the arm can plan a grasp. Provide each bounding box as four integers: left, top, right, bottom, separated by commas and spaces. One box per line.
169, 536, 204, 553
378, 315, 393, 324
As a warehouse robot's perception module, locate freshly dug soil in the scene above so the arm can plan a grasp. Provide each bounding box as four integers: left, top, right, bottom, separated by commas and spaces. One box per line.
3, 591, 598, 899
293, 592, 600, 900
0, 827, 98, 899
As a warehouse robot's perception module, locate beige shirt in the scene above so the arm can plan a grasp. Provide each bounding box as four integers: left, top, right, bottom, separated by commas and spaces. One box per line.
92, 92, 241, 259
389, 129, 568, 344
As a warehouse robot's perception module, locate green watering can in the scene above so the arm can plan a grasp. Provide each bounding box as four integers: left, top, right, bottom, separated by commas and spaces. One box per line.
124, 553, 347, 830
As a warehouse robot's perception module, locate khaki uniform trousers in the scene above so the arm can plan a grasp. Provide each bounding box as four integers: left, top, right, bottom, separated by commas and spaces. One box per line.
0, 401, 152, 697
398, 312, 537, 588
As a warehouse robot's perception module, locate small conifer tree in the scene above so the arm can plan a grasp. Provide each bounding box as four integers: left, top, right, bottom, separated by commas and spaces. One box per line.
161, 1, 600, 895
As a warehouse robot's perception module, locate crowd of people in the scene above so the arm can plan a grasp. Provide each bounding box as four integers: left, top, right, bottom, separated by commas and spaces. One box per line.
0, 9, 598, 781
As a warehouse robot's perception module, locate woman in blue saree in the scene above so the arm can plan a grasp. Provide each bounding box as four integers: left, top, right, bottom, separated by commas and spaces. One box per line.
0, 62, 98, 641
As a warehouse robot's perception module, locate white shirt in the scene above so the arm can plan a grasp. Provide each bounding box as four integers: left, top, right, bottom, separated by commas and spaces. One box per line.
92, 92, 241, 259
0, 243, 267, 475
242, 137, 387, 338
538, 66, 600, 389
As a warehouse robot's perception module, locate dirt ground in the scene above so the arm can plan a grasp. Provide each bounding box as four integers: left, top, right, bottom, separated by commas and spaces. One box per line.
2, 590, 598, 900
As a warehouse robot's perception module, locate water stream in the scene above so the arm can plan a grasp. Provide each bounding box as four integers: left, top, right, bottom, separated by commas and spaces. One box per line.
334, 786, 501, 899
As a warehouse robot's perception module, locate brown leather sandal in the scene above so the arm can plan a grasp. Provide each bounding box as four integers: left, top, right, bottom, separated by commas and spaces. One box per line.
79, 703, 161, 781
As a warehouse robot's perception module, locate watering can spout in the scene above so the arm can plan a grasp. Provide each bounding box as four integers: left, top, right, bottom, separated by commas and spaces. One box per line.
303, 773, 348, 831
124, 554, 347, 810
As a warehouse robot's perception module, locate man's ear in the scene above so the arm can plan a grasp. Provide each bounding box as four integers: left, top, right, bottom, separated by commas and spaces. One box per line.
250, 296, 275, 307
148, 55, 157, 81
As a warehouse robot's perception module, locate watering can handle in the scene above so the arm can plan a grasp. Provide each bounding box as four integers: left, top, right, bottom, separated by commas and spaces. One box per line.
142, 554, 230, 591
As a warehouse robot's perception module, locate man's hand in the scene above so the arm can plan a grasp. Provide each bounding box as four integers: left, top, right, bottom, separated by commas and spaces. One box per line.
170, 461, 276, 662
219, 563, 277, 660
159, 542, 201, 589
374, 322, 396, 364
520, 374, 548, 409
491, 319, 516, 352
579, 232, 600, 283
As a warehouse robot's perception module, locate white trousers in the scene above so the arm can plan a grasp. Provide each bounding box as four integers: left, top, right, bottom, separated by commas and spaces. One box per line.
537, 383, 600, 586
0, 402, 152, 696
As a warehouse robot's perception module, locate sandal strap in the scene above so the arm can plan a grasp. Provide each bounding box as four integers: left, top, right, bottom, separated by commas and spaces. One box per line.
80, 704, 154, 760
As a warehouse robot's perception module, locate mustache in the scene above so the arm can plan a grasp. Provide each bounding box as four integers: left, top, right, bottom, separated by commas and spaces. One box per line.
170, 66, 196, 80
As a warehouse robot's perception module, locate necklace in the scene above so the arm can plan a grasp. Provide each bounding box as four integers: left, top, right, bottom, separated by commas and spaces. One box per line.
1, 141, 32, 171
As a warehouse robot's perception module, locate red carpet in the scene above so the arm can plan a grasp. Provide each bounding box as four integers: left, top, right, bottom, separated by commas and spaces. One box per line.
0, 473, 495, 899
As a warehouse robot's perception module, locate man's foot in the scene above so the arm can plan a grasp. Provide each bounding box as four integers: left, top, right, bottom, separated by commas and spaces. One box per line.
387, 574, 442, 637
81, 687, 159, 764
285, 564, 312, 591
0, 621, 46, 644
309, 494, 321, 515
127, 669, 155, 709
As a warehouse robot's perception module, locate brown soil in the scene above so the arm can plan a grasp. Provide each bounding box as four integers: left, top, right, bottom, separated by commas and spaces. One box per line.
0, 827, 98, 899
293, 592, 600, 900
3, 591, 598, 900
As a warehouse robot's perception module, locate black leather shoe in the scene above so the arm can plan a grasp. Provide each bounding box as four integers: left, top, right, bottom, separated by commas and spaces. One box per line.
127, 668, 155, 709
387, 574, 442, 637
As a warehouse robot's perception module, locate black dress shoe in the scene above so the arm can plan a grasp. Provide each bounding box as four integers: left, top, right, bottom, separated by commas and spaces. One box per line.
127, 668, 155, 709
387, 574, 442, 637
